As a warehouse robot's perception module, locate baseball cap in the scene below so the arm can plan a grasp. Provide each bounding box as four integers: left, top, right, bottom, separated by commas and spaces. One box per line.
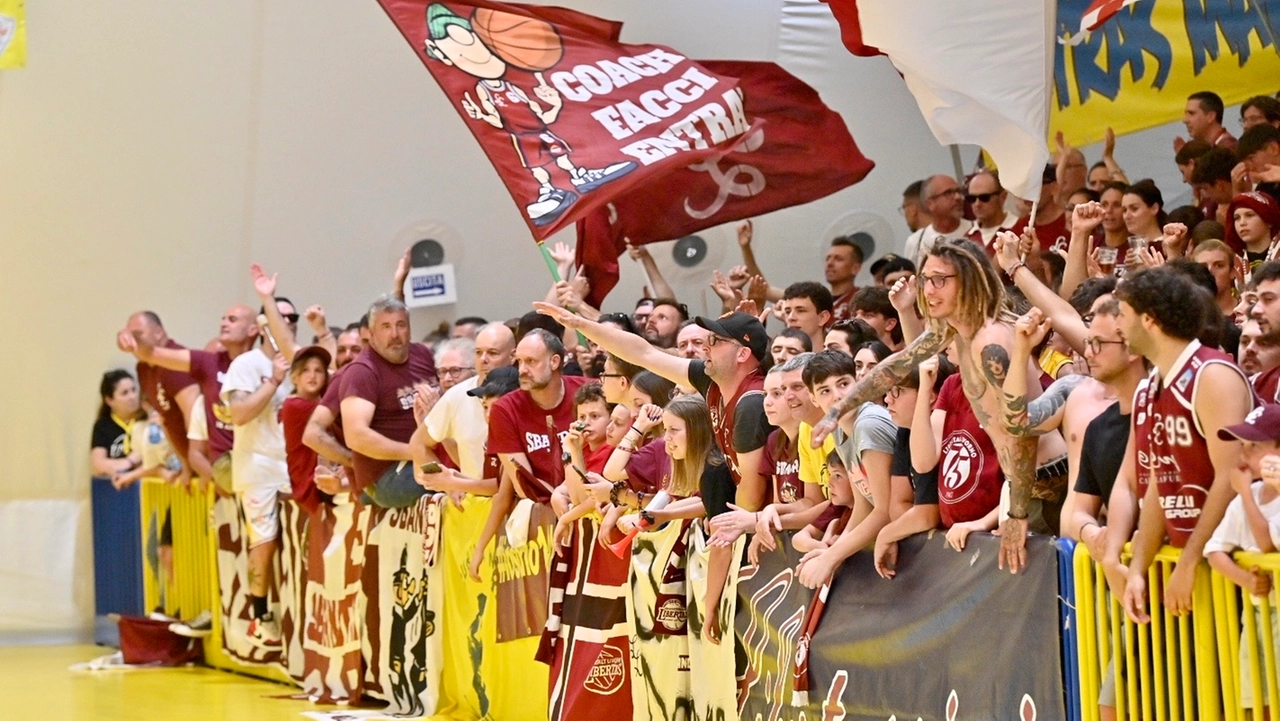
694, 312, 768, 362
290, 345, 332, 373
1217, 404, 1280, 442
870, 254, 915, 278
467, 366, 519, 398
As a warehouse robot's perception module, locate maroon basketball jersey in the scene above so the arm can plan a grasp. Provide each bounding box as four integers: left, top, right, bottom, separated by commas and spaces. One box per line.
706, 369, 765, 485
478, 80, 548, 135
1133, 341, 1251, 547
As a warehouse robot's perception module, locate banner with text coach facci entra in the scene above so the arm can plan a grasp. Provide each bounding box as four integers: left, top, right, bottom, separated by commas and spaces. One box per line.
376, 0, 756, 239
1052, 0, 1280, 146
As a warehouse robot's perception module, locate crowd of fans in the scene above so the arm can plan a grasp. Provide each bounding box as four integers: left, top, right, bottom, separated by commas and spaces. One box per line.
91, 89, 1280, 714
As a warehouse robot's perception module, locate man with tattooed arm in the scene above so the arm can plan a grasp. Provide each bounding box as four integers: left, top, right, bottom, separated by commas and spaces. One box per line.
812, 236, 1071, 573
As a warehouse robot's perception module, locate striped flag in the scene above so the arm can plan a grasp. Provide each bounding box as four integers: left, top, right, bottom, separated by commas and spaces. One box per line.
1062, 0, 1142, 45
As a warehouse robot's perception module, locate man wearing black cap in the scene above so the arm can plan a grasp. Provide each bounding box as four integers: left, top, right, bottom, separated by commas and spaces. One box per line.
533, 302, 773, 512
413, 365, 519, 499
869, 254, 915, 288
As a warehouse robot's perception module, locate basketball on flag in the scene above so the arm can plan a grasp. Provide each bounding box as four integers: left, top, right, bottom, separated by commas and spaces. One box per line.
473, 8, 563, 71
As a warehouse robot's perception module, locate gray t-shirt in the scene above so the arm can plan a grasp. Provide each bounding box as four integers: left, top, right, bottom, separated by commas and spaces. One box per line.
834, 402, 898, 505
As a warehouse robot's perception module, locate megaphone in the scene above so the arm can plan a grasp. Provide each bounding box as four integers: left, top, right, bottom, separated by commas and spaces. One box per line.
609, 490, 672, 559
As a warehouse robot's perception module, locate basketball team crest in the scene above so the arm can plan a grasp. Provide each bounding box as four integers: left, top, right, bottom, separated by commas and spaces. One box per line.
939, 430, 983, 503
583, 644, 626, 695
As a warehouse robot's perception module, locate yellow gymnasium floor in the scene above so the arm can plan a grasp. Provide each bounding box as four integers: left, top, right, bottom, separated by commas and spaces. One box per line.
0, 645, 336, 720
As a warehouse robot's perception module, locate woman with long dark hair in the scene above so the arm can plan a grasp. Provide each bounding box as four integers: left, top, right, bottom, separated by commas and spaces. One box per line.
90, 370, 143, 485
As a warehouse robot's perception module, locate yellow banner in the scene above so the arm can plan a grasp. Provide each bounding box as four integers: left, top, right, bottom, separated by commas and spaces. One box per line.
0, 0, 25, 69
1050, 0, 1280, 146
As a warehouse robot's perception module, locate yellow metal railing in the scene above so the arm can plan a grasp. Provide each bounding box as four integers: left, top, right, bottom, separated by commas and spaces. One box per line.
1213, 551, 1280, 721
1075, 543, 1280, 721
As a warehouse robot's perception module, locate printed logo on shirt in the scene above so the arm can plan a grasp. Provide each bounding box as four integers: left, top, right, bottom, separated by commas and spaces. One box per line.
155, 384, 171, 412
396, 385, 418, 411
584, 645, 626, 695
939, 430, 984, 503
775, 460, 799, 477
523, 430, 571, 455
1159, 485, 1209, 523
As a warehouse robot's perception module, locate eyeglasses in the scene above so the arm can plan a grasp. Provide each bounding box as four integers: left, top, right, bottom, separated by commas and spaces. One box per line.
966, 192, 1000, 203
282, 313, 300, 323
1084, 337, 1126, 354
438, 366, 475, 377
919, 273, 957, 288
888, 386, 915, 399
705, 335, 740, 348
928, 188, 964, 201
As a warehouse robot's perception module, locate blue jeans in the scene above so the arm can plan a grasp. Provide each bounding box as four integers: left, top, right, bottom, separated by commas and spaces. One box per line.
365, 461, 425, 509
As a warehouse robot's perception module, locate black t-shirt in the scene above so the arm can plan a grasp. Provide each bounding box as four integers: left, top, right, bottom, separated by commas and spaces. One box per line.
891, 426, 939, 505
91, 416, 129, 459
700, 460, 737, 519
1074, 401, 1129, 503
687, 360, 771, 455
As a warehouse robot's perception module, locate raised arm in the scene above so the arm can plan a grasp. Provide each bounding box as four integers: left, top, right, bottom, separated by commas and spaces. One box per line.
1057, 202, 1106, 302
626, 242, 676, 302
118, 330, 192, 373
993, 229, 1090, 354
811, 323, 953, 444
889, 275, 923, 344
735, 221, 784, 302
534, 302, 692, 388
250, 263, 301, 361
1000, 309, 1086, 436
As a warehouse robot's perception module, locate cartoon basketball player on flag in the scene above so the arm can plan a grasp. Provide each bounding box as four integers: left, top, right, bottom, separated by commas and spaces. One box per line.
424, 4, 636, 226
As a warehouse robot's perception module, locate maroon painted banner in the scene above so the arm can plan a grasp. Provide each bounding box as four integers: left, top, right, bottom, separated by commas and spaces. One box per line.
574, 60, 875, 305
376, 0, 754, 238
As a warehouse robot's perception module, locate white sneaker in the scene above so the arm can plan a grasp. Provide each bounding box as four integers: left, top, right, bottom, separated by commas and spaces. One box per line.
246, 613, 281, 648
170, 611, 213, 638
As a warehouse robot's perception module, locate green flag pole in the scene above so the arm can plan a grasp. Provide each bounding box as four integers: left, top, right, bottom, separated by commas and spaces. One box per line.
536, 241, 589, 346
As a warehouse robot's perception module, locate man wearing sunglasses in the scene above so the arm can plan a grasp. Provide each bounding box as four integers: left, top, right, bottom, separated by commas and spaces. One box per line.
902, 174, 974, 263
963, 171, 1023, 250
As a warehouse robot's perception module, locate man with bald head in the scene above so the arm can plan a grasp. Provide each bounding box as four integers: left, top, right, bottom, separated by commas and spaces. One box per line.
903, 174, 974, 262
412, 323, 516, 482
118, 303, 260, 492
124, 311, 199, 476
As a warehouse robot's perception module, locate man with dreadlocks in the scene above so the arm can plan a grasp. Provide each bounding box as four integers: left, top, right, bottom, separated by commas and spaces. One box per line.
812, 235, 1072, 573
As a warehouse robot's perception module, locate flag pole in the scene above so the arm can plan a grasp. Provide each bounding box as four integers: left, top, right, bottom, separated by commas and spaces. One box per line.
537, 241, 589, 346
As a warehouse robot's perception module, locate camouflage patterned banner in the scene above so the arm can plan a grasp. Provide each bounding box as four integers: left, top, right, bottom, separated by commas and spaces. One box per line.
737, 531, 1064, 721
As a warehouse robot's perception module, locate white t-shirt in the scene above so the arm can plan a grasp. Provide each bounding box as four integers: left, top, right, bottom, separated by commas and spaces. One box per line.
1205, 483, 1280, 554
220, 347, 292, 489
425, 375, 488, 479
903, 219, 975, 263
187, 394, 207, 442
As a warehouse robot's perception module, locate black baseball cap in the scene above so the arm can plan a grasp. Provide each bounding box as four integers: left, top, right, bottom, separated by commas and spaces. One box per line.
694, 312, 768, 362
870, 253, 915, 277
467, 366, 519, 398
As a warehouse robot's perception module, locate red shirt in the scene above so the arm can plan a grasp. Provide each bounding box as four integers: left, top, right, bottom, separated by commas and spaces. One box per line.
1133, 341, 1250, 547
583, 443, 614, 474
760, 429, 802, 504
1032, 211, 1070, 254
341, 344, 437, 493
280, 396, 325, 514
135, 339, 197, 462
1253, 365, 1280, 404
935, 374, 1004, 528
187, 349, 235, 460
831, 289, 857, 324
705, 368, 767, 484
487, 376, 588, 501
625, 442, 671, 494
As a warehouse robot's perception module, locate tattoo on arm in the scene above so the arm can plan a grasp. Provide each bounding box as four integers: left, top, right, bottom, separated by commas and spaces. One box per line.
1001, 371, 1085, 436
979, 345, 1010, 388
830, 325, 953, 418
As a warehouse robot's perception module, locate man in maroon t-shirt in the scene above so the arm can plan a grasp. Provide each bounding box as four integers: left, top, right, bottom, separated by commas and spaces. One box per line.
340, 296, 437, 507
1115, 267, 1250, 622
119, 303, 260, 491
124, 311, 198, 470
487, 329, 587, 501
1249, 261, 1280, 402
1027, 164, 1070, 254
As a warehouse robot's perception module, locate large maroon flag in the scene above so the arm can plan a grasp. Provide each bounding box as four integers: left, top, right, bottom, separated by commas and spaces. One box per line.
376, 0, 755, 239
575, 60, 875, 306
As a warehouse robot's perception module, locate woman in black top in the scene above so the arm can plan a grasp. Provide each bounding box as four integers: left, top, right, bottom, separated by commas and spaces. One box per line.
90, 370, 143, 486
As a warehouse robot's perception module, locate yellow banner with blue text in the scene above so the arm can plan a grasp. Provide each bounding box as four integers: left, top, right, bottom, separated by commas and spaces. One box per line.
0, 0, 24, 69
1051, 0, 1280, 146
